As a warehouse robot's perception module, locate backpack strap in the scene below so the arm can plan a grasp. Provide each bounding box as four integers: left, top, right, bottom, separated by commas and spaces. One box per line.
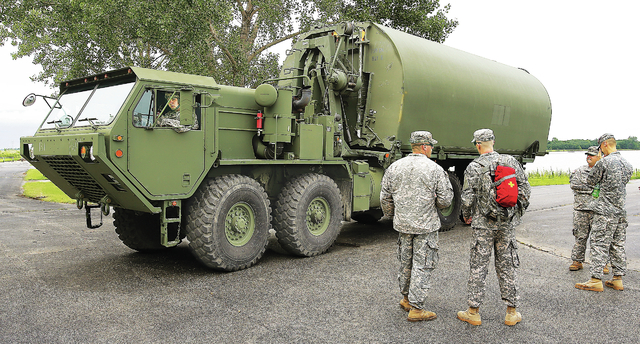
493, 173, 516, 187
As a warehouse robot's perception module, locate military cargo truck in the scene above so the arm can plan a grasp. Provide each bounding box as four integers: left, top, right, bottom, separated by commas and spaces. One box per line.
20, 22, 552, 271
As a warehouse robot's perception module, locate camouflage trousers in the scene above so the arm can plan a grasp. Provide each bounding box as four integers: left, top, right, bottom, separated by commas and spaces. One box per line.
397, 231, 439, 310
589, 214, 628, 279
571, 210, 593, 262
467, 227, 519, 308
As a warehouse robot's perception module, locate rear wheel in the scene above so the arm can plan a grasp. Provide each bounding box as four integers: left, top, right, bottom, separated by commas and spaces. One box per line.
438, 171, 462, 232
273, 174, 343, 256
113, 208, 174, 252
185, 175, 271, 271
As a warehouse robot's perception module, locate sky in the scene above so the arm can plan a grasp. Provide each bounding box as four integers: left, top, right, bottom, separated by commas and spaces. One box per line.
1, 0, 639, 149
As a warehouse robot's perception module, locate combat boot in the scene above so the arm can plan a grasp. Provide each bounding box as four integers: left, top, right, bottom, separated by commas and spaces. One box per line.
457, 307, 481, 325
504, 306, 522, 326
400, 295, 412, 312
604, 276, 623, 291
603, 264, 610, 274
569, 261, 583, 271
407, 308, 437, 322
575, 277, 603, 292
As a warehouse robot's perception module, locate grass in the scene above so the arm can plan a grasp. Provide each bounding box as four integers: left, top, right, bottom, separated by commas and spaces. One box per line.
22, 169, 75, 204
0, 149, 22, 162
25, 169, 48, 180
527, 169, 640, 186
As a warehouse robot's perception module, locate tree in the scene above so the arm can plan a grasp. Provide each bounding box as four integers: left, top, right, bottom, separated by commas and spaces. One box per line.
1, 0, 458, 88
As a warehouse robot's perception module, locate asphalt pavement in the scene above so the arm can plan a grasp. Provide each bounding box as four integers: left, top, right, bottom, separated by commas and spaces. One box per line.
1, 161, 640, 343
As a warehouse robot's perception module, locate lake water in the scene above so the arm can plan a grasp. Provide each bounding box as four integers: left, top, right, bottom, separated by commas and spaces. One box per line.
525, 150, 640, 173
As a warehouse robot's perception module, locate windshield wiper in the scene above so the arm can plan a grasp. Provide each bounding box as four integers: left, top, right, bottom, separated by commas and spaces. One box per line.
78, 117, 99, 130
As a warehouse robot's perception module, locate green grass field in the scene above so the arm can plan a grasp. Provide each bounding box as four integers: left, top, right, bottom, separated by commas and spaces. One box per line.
22, 169, 75, 204
527, 169, 640, 186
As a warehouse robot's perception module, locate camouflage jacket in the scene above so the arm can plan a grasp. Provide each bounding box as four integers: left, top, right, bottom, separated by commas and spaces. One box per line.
587, 151, 633, 216
157, 110, 199, 133
461, 152, 531, 230
380, 154, 453, 234
570, 165, 594, 211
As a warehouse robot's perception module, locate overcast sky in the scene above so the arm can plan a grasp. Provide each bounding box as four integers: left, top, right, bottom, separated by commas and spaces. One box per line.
1, 0, 638, 149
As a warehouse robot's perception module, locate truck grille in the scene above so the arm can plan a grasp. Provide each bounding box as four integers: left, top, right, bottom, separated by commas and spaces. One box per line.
41, 156, 106, 203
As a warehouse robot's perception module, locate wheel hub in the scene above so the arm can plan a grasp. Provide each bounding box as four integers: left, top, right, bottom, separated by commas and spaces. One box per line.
306, 197, 330, 236
225, 203, 255, 246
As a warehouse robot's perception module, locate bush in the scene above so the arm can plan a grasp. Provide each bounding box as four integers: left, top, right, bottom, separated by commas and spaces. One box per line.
0, 149, 22, 162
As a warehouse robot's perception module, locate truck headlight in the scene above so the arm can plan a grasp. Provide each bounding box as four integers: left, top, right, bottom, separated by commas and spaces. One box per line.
23, 143, 36, 160
79, 143, 96, 162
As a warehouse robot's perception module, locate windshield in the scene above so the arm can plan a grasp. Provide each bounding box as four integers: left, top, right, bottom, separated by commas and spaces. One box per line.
41, 82, 134, 129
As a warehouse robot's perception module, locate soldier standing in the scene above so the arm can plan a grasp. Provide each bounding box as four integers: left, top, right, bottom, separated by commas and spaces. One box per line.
457, 129, 531, 326
380, 131, 453, 322
569, 146, 601, 271
575, 134, 633, 292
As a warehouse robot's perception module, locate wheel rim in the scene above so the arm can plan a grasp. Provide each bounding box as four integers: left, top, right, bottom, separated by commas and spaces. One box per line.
440, 201, 454, 217
225, 202, 255, 246
306, 197, 330, 236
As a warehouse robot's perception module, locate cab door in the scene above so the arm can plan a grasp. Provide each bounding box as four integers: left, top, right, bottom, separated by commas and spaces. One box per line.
127, 89, 205, 197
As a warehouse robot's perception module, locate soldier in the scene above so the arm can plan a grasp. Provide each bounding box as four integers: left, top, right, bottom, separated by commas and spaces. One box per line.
380, 131, 453, 322
157, 92, 198, 133
457, 129, 531, 326
575, 134, 633, 292
568, 146, 601, 271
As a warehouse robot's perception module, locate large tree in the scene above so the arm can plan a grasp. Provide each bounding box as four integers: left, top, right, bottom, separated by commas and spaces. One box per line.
0, 0, 458, 87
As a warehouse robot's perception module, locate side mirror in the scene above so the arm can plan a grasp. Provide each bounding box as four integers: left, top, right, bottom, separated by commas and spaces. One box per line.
22, 93, 37, 107
22, 93, 58, 109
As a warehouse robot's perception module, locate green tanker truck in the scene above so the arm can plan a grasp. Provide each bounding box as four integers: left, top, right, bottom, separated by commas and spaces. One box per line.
20, 22, 552, 271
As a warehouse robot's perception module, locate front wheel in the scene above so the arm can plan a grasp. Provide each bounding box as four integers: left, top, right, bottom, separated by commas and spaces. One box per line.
272, 174, 343, 257
185, 175, 271, 271
438, 171, 462, 232
113, 208, 175, 252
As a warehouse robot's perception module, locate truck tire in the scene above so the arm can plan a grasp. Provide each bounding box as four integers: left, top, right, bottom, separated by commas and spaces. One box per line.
273, 174, 343, 257
113, 208, 174, 252
438, 171, 462, 232
185, 175, 271, 271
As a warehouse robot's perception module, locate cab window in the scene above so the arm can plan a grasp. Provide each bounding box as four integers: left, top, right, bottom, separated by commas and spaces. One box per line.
132, 90, 201, 130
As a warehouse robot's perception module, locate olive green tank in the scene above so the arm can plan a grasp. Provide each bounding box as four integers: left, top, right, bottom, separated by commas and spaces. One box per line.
281, 22, 551, 160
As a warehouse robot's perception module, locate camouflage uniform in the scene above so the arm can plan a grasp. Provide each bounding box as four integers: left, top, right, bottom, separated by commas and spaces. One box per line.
461, 130, 531, 309
380, 131, 453, 310
586, 141, 633, 279
157, 110, 199, 133
570, 163, 595, 262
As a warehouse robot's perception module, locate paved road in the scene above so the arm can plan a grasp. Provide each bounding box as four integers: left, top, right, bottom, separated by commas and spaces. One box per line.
1, 161, 640, 343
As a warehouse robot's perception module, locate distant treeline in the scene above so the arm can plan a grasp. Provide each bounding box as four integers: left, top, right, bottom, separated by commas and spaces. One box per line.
548, 136, 640, 150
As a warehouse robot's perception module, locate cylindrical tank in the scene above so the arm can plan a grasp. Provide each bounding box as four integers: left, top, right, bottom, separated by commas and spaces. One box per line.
363, 23, 552, 156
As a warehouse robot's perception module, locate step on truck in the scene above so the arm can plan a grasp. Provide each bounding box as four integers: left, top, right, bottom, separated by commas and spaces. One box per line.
20, 22, 552, 271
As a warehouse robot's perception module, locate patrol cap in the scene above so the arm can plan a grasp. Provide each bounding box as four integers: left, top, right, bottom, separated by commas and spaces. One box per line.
597, 133, 615, 146
585, 146, 599, 156
471, 129, 495, 143
409, 131, 438, 145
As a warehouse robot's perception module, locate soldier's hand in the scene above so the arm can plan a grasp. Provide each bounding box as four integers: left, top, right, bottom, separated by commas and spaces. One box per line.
464, 217, 472, 225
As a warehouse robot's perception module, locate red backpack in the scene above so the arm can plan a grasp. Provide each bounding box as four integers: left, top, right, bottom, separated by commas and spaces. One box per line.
476, 156, 519, 221
493, 165, 518, 208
